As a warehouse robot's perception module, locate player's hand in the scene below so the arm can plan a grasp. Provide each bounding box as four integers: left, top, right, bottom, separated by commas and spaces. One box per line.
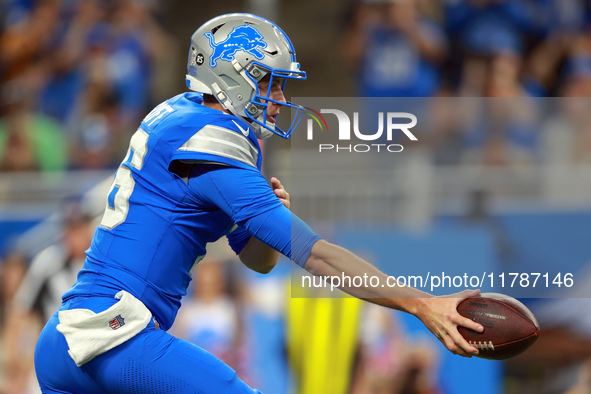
415, 289, 484, 357
271, 177, 290, 210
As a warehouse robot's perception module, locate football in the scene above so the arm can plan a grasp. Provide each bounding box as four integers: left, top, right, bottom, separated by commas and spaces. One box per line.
457, 293, 540, 360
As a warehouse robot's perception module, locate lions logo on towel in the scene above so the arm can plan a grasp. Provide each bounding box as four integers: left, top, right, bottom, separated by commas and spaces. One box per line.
205, 25, 267, 67
109, 315, 125, 330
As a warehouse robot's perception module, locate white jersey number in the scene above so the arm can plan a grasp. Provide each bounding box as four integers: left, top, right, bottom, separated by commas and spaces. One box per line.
100, 129, 149, 230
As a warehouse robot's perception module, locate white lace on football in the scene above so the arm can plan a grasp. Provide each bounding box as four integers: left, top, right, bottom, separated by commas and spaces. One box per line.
469, 341, 495, 351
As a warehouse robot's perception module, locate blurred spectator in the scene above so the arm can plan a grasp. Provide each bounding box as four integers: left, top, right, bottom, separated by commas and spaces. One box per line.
542, 98, 591, 167
0, 127, 38, 172
10, 203, 93, 322
540, 34, 591, 166
564, 359, 591, 394
0, 252, 27, 331
522, 34, 568, 97
424, 93, 465, 165
1, 0, 36, 29
3, 202, 93, 394
463, 189, 515, 263
518, 293, 591, 393
66, 81, 120, 169
0, 0, 172, 171
444, 0, 529, 56
344, 0, 447, 97
0, 0, 60, 90
172, 259, 245, 374
238, 261, 291, 393
533, 0, 590, 38
460, 97, 539, 168
0, 252, 28, 393
107, 0, 154, 122
560, 32, 591, 98
485, 54, 526, 97
350, 305, 441, 394
0, 82, 67, 172
458, 51, 536, 97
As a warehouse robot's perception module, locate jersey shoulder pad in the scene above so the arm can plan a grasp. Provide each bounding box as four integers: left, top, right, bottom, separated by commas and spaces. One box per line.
172, 116, 262, 170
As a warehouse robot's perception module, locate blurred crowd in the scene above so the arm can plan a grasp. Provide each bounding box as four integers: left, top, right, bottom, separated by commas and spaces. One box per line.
2, 0, 591, 393
2, 0, 591, 175
341, 0, 591, 169
344, 0, 591, 98
2, 0, 591, 172
0, 0, 176, 172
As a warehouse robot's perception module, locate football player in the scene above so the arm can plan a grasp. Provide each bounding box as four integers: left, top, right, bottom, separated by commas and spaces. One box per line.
34, 13, 483, 393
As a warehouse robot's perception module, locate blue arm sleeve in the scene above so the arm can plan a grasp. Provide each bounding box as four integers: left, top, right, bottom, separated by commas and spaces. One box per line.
187, 165, 321, 266
227, 227, 251, 255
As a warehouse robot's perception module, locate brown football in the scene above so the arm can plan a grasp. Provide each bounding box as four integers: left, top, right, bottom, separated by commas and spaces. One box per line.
457, 293, 540, 360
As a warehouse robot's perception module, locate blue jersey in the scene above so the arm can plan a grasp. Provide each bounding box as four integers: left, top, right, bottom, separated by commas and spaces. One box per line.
63, 92, 319, 330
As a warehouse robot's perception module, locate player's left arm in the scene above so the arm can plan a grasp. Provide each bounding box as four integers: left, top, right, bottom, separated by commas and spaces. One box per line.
188, 165, 301, 273
237, 177, 289, 274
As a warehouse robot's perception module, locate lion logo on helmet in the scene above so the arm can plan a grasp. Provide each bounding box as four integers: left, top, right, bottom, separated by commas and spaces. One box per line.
205, 25, 268, 67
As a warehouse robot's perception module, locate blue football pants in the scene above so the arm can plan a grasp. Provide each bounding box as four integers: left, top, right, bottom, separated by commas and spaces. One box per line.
35, 296, 261, 394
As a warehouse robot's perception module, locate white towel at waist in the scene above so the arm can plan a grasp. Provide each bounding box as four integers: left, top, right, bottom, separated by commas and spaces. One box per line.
57, 290, 152, 366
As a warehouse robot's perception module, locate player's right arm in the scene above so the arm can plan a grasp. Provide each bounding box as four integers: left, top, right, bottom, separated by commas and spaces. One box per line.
304, 240, 484, 357
188, 164, 483, 357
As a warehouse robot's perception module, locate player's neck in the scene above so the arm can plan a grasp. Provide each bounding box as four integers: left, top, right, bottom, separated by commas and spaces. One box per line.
202, 101, 230, 115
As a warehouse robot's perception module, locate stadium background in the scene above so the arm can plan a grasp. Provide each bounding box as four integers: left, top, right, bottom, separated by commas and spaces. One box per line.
2, 0, 591, 393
